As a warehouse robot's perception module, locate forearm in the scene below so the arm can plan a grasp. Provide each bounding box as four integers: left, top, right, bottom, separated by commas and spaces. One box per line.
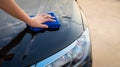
0, 0, 31, 24
0, 0, 55, 28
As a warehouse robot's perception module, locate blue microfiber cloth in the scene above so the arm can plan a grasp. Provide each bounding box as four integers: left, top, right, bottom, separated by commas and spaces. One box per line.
27, 12, 61, 32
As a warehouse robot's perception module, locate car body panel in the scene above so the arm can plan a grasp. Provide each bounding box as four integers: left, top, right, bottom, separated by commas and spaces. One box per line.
0, 0, 84, 67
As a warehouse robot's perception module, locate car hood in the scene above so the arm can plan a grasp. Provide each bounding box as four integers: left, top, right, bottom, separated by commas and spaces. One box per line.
0, 0, 84, 67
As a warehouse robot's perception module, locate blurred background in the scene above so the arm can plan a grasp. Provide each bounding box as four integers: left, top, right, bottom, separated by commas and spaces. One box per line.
77, 0, 120, 67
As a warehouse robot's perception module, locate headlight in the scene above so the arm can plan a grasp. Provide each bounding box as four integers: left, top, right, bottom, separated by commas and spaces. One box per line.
31, 28, 90, 67
46, 28, 89, 67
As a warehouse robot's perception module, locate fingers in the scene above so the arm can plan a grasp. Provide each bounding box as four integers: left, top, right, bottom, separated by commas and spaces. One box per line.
29, 13, 56, 28
39, 14, 54, 19
42, 18, 55, 23
38, 13, 56, 23
39, 24, 48, 28
47, 18, 56, 22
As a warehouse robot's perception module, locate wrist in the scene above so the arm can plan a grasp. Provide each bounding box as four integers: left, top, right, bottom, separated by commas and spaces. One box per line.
24, 17, 33, 26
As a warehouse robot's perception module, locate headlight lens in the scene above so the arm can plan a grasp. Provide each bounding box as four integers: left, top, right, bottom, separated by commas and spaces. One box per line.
45, 28, 89, 67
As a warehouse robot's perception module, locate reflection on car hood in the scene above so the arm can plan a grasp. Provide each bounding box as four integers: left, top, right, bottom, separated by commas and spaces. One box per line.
0, 0, 83, 67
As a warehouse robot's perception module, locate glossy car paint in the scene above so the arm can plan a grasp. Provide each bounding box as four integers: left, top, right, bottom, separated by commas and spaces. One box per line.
0, 0, 84, 67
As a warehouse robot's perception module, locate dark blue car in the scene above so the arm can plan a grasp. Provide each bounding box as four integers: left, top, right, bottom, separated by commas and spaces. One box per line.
0, 0, 92, 67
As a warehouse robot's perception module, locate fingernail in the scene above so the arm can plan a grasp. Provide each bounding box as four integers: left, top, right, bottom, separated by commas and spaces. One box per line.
46, 25, 48, 28
52, 16, 55, 18
53, 20, 56, 22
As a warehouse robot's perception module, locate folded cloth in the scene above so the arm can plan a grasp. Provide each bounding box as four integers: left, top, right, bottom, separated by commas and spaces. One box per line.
27, 12, 61, 32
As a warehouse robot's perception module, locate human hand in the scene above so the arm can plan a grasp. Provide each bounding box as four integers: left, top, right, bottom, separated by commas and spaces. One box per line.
28, 14, 55, 28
